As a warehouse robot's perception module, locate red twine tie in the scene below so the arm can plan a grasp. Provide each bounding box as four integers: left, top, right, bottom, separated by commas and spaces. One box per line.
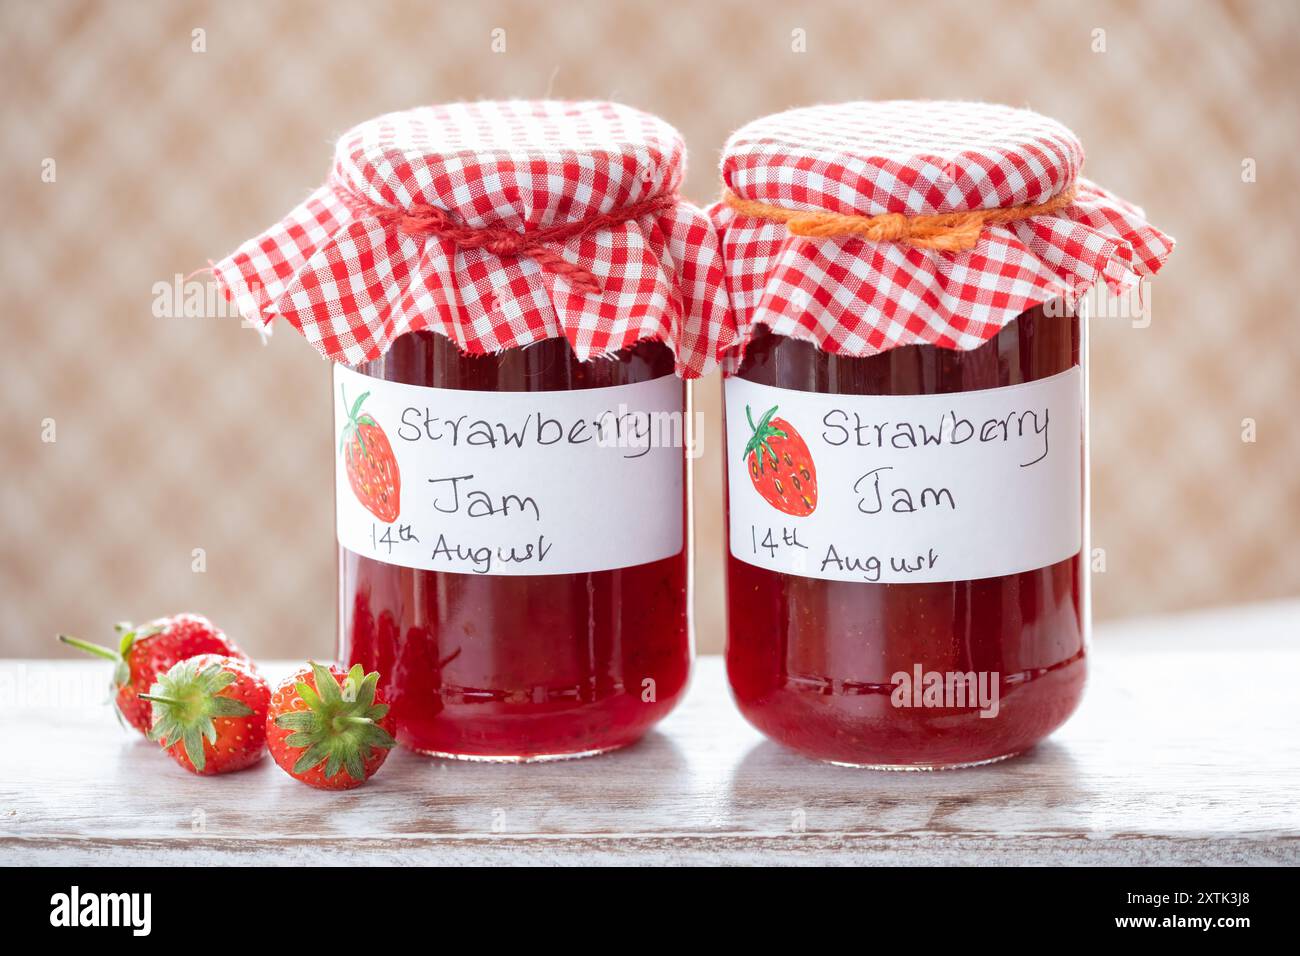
333, 185, 677, 295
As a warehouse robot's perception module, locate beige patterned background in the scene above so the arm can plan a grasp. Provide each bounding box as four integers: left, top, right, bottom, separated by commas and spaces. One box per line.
3, 0, 1297, 660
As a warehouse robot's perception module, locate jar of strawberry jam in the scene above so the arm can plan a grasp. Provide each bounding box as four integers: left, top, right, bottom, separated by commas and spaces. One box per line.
213, 101, 731, 760
712, 102, 1173, 768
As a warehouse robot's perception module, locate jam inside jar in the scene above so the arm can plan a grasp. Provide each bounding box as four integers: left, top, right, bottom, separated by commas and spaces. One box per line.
725, 305, 1086, 768
340, 333, 691, 761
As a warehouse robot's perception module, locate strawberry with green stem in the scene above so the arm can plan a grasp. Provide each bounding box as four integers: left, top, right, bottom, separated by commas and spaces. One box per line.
742, 404, 819, 517
57, 613, 248, 736
267, 662, 397, 790
141, 654, 269, 775
340, 384, 401, 523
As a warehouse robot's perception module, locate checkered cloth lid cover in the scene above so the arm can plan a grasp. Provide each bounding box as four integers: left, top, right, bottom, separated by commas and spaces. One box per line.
212, 100, 733, 378
710, 100, 1175, 362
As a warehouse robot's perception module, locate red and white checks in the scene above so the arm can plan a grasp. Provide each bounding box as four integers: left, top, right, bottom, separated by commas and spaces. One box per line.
711, 101, 1174, 362
212, 100, 733, 377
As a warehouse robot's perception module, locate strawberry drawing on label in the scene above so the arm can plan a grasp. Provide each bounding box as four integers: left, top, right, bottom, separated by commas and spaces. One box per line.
742, 405, 818, 517
340, 386, 401, 523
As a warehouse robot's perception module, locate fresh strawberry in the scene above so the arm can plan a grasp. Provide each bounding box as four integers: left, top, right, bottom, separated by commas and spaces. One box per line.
58, 613, 247, 736
141, 654, 269, 775
267, 662, 396, 790
742, 404, 819, 516
339, 385, 401, 523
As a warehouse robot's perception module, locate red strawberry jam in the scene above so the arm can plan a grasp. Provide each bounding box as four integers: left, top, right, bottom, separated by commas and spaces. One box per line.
340, 333, 690, 760
725, 306, 1086, 767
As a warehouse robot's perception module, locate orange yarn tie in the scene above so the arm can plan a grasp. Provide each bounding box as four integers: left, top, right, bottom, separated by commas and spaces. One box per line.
337, 188, 677, 295
722, 184, 1078, 253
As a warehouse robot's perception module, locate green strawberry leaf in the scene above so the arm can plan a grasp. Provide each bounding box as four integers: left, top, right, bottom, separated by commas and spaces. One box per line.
274, 661, 395, 782
742, 405, 788, 472
142, 659, 252, 773
349, 391, 370, 423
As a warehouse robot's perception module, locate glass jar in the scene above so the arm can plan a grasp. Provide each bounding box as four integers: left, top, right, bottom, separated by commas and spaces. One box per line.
338, 333, 690, 760
713, 99, 1169, 768
208, 101, 728, 762
725, 304, 1086, 768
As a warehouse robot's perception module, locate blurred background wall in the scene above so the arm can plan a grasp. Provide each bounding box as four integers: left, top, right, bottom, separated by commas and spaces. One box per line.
3, 0, 1297, 659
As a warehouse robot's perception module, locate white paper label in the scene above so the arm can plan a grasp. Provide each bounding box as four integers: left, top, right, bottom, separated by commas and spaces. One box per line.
335, 366, 684, 576
726, 368, 1083, 583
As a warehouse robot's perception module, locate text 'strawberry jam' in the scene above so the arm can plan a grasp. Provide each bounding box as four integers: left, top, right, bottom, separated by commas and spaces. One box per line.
711, 101, 1173, 768
212, 100, 732, 760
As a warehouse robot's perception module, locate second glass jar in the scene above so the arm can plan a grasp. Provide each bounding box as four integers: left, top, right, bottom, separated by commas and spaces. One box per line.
725, 305, 1087, 768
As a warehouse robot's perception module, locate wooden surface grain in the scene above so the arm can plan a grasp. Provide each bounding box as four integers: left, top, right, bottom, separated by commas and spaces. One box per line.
2, 600, 1297, 865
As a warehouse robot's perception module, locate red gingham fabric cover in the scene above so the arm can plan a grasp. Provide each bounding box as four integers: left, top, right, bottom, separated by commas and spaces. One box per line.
710, 101, 1175, 363
212, 100, 733, 377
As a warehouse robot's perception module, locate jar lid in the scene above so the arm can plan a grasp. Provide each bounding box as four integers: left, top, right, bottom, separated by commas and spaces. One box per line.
713, 100, 1174, 362
213, 100, 732, 377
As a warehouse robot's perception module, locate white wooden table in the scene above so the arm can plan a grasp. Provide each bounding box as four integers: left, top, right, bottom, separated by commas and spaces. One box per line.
3, 601, 1297, 865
